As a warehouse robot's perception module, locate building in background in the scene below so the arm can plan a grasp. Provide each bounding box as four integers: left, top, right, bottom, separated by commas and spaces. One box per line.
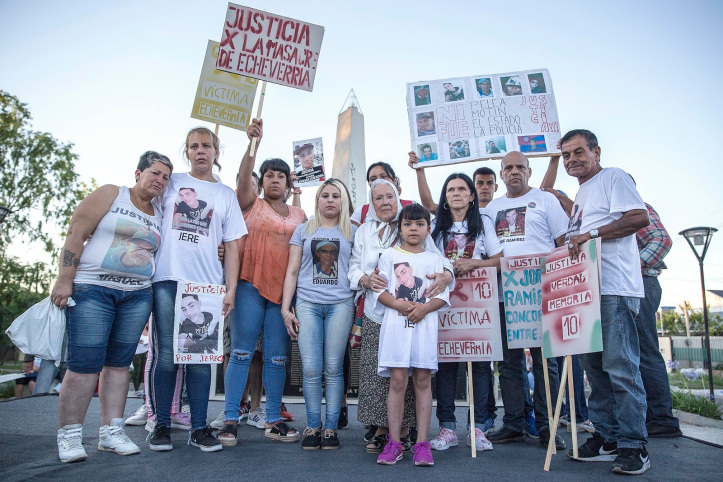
332, 90, 366, 210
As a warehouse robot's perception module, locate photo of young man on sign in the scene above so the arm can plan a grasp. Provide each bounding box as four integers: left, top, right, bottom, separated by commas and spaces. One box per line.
292, 137, 325, 187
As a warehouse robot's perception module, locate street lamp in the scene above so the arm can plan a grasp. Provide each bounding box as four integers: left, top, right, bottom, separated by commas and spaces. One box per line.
679, 226, 717, 402
0, 205, 11, 224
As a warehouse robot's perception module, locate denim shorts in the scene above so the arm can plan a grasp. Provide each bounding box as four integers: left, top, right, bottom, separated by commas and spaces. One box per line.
67, 283, 152, 374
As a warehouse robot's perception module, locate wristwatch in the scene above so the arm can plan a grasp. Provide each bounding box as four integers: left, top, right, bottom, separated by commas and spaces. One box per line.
589, 228, 599, 239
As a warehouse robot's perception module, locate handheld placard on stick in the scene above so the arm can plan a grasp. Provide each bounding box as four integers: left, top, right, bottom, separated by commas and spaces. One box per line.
467, 361, 477, 458
566, 355, 578, 458
249, 81, 267, 156
214, 124, 219, 136
544, 357, 569, 471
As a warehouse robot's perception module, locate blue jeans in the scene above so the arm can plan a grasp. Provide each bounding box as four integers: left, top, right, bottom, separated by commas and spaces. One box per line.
67, 283, 152, 374
435, 361, 491, 429
150, 281, 211, 430
35, 359, 59, 394
295, 297, 354, 430
497, 304, 559, 432
580, 295, 647, 448
224, 281, 290, 424
636, 276, 678, 428
556, 355, 589, 422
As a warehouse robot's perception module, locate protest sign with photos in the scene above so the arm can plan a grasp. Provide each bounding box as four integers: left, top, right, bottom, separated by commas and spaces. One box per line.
292, 137, 325, 187
407, 69, 560, 168
216, 3, 325, 91
438, 268, 502, 362
500, 254, 544, 349
191, 40, 258, 130
541, 240, 603, 358
173, 281, 225, 364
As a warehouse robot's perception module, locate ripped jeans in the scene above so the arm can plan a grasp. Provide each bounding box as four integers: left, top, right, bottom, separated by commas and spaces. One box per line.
223, 281, 290, 424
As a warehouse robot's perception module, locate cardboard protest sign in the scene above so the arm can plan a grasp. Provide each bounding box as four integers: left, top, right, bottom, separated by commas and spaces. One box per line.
173, 281, 225, 364
407, 69, 560, 168
541, 240, 603, 358
500, 254, 544, 349
292, 137, 325, 187
191, 40, 258, 130
216, 3, 324, 91
438, 268, 502, 362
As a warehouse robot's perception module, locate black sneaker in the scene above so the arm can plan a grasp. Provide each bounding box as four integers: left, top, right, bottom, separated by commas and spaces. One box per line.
148, 423, 173, 452
568, 433, 618, 461
539, 428, 566, 450
338, 406, 349, 429
487, 426, 524, 443
364, 425, 378, 443
301, 427, 321, 450
612, 447, 650, 475
409, 426, 418, 443
646, 421, 682, 438
321, 429, 340, 450
189, 426, 222, 452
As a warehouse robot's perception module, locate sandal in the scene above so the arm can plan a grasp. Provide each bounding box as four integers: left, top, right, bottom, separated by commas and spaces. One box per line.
264, 421, 300, 443
365, 433, 388, 454
217, 423, 238, 447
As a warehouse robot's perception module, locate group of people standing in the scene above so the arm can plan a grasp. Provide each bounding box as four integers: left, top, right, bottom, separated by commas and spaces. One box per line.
49, 120, 676, 476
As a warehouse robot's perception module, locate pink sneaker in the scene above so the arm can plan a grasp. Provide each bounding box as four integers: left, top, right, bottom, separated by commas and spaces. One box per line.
411, 441, 435, 466
171, 412, 191, 430
467, 427, 493, 451
376, 435, 403, 465
430, 427, 459, 450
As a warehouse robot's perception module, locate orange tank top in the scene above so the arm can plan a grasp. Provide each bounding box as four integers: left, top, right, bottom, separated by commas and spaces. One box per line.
240, 198, 305, 304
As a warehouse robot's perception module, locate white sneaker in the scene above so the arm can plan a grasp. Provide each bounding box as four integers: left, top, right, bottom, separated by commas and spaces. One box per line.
125, 404, 148, 426
466, 427, 493, 451
145, 415, 156, 433
58, 424, 88, 463
98, 419, 140, 455
429, 427, 459, 450
210, 410, 226, 430
246, 408, 266, 429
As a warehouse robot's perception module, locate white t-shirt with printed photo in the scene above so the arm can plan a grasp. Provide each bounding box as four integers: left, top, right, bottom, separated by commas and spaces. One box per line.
565, 167, 645, 297
431, 216, 502, 261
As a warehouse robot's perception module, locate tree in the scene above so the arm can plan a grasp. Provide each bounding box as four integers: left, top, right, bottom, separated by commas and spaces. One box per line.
0, 90, 89, 255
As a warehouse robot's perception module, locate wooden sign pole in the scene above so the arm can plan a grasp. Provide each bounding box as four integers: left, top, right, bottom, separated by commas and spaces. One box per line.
541, 350, 554, 453
214, 124, 219, 136
566, 355, 578, 458
249, 81, 267, 156
467, 361, 477, 458
544, 357, 569, 471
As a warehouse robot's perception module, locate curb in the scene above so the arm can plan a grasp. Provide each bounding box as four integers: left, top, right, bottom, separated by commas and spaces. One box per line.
673, 409, 723, 429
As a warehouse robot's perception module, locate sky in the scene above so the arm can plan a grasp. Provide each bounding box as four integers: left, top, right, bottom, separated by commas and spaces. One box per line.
1, 0, 722, 309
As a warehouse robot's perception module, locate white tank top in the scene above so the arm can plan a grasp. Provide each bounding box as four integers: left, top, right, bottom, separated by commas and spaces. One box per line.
74, 186, 163, 290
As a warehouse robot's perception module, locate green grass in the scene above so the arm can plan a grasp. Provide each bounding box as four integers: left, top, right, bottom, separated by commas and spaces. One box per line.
668, 372, 723, 390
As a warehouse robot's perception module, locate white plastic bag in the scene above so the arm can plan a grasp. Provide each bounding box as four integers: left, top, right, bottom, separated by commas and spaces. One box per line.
5, 296, 66, 362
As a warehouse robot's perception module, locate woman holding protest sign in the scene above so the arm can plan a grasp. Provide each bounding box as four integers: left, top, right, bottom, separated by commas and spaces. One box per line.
427, 173, 503, 453
279, 178, 356, 450
147, 127, 247, 453
348, 179, 454, 453
51, 151, 172, 463
217, 118, 306, 447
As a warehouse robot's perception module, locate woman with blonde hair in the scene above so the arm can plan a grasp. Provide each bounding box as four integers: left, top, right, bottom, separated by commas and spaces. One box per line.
280, 178, 356, 450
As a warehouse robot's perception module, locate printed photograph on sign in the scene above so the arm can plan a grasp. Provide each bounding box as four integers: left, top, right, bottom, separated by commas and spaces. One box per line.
173, 281, 225, 364
172, 187, 213, 237
406, 69, 560, 167
528, 73, 547, 94
416, 112, 436, 136
484, 137, 507, 154
475, 78, 494, 98
501, 75, 523, 96
216, 4, 325, 92
438, 268, 503, 362
292, 137, 325, 187
417, 143, 438, 162
311, 239, 339, 283
495, 207, 526, 238
541, 241, 603, 357
191, 40, 258, 131
414, 85, 431, 106
519, 135, 547, 153
442, 81, 465, 102
100, 219, 160, 278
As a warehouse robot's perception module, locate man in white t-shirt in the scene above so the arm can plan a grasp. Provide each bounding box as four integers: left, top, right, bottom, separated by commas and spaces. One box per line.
561, 129, 651, 475
484, 151, 568, 451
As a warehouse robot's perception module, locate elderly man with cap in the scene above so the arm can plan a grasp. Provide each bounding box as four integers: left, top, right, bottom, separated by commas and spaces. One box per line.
561, 128, 651, 475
